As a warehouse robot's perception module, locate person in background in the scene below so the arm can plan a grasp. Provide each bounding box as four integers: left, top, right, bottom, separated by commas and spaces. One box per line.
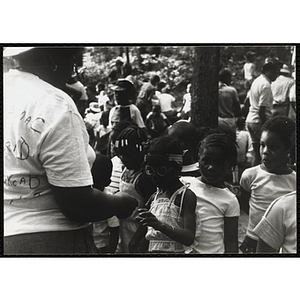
129, 136, 197, 254
245, 61, 279, 166
65, 74, 88, 118
136, 75, 160, 121
254, 191, 296, 254
91, 154, 120, 254
157, 82, 179, 124
84, 102, 102, 147
271, 64, 295, 118
108, 57, 124, 84
243, 51, 256, 89
239, 116, 296, 253
3, 47, 137, 255
180, 83, 192, 120
105, 121, 134, 194
167, 120, 201, 177
233, 117, 254, 183
181, 133, 240, 254
145, 104, 170, 138
108, 78, 145, 129
96, 82, 110, 111
218, 69, 242, 137
113, 124, 156, 253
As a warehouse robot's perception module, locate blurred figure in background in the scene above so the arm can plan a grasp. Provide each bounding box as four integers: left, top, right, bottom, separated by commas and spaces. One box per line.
245, 61, 279, 166
136, 75, 160, 121
271, 64, 295, 119
218, 69, 242, 137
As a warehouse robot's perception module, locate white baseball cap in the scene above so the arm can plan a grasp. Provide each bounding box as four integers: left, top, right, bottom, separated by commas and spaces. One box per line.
3, 47, 34, 57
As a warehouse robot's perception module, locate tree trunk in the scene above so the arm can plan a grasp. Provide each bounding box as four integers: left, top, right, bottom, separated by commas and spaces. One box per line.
191, 46, 220, 129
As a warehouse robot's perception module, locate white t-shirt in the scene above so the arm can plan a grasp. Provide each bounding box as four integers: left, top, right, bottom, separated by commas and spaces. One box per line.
240, 165, 296, 241
158, 93, 175, 112
271, 75, 295, 105
244, 62, 254, 80
108, 104, 145, 129
253, 191, 296, 253
4, 70, 95, 237
246, 74, 273, 123
181, 177, 240, 254
182, 93, 191, 113
236, 129, 254, 163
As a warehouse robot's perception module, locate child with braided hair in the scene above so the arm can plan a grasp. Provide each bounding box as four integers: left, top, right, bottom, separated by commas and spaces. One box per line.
129, 136, 197, 254
181, 133, 240, 254
114, 124, 156, 253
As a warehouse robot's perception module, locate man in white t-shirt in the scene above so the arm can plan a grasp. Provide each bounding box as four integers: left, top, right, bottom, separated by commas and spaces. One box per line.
246, 61, 279, 166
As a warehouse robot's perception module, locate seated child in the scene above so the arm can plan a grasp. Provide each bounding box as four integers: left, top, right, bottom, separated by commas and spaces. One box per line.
145, 105, 170, 138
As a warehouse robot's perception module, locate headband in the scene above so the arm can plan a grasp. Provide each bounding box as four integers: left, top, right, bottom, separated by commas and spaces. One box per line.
145, 153, 183, 165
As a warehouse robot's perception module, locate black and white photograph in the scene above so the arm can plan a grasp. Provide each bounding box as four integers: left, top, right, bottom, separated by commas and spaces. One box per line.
1, 2, 299, 299
3, 44, 297, 257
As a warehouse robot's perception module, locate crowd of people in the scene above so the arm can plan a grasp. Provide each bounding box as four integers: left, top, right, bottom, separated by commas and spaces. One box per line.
3, 46, 297, 255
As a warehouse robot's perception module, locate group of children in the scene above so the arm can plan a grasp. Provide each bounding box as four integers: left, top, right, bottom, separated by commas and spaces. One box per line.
90, 113, 296, 254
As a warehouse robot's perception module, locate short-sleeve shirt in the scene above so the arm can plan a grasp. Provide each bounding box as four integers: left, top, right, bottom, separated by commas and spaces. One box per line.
218, 83, 240, 118
271, 75, 295, 105
246, 74, 273, 123
108, 104, 145, 129
253, 191, 296, 253
240, 165, 296, 240
4, 70, 95, 236
158, 93, 175, 112
181, 177, 240, 254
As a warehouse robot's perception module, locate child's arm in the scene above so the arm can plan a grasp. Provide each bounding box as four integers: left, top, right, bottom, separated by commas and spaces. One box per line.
138, 189, 196, 246
128, 224, 148, 253
136, 174, 157, 203
107, 226, 119, 253
240, 187, 250, 215
224, 216, 239, 253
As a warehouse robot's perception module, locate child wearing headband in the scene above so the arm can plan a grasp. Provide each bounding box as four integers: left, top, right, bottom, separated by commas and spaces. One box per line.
129, 136, 197, 254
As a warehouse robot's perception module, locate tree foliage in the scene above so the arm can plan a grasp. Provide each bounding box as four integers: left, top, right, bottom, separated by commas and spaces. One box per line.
80, 45, 294, 107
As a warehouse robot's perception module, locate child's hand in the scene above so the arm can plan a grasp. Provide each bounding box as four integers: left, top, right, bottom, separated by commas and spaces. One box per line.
136, 208, 161, 230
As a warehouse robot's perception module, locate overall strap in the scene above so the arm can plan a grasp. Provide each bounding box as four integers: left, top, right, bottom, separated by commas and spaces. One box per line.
170, 185, 189, 216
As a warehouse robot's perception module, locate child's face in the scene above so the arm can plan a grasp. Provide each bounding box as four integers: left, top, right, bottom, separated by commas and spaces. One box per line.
118, 148, 143, 170
144, 158, 179, 188
199, 146, 231, 188
260, 130, 289, 173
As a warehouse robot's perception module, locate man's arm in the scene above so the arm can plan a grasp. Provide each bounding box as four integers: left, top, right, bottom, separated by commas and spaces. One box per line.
51, 185, 137, 223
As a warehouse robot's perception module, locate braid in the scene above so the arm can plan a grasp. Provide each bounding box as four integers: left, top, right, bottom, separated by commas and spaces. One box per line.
115, 124, 148, 154
199, 133, 238, 168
